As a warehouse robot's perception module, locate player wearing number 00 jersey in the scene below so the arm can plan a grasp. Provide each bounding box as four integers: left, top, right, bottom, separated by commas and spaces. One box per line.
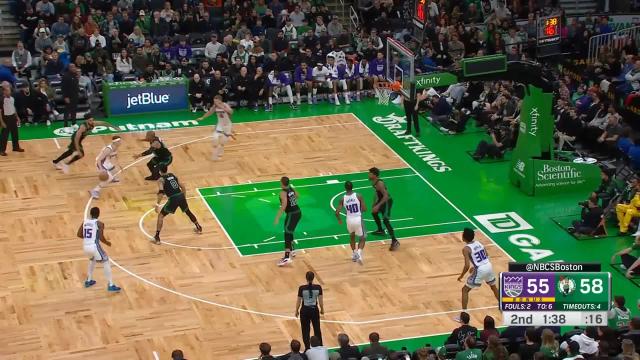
77, 206, 121, 292
456, 228, 499, 320
335, 181, 367, 264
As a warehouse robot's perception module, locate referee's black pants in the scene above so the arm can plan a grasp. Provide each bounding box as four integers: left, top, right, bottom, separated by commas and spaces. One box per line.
300, 306, 322, 350
403, 99, 419, 134
0, 114, 20, 153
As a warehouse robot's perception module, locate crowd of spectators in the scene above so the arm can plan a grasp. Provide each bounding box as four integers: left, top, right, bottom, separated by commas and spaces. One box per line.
243, 304, 640, 360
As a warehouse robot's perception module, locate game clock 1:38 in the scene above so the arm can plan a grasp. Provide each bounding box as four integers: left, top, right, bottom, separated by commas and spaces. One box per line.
543, 313, 566, 325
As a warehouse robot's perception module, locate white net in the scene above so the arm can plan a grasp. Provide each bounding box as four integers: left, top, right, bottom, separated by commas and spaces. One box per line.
375, 85, 392, 105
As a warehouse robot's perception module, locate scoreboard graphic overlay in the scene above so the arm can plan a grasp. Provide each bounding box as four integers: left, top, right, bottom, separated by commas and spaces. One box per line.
500, 266, 611, 326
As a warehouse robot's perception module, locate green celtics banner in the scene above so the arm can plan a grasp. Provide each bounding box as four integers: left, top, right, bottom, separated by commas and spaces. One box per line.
509, 85, 600, 195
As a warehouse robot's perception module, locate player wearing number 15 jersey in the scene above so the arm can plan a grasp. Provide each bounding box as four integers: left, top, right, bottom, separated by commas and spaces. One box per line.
77, 206, 121, 292
335, 181, 367, 264
456, 228, 499, 320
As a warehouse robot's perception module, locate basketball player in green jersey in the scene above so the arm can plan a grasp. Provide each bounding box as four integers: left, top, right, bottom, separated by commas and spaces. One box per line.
368, 167, 399, 250
134, 133, 173, 180
274, 176, 302, 266
153, 165, 202, 244
52, 113, 116, 174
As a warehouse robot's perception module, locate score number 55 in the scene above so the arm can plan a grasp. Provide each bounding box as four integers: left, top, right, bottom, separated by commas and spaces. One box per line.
527, 278, 603, 294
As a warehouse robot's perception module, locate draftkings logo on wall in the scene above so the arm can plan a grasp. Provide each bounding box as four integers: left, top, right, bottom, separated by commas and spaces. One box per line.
474, 212, 533, 233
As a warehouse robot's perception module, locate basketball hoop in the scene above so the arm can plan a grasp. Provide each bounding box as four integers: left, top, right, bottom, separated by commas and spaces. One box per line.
374, 81, 402, 105
374, 82, 392, 105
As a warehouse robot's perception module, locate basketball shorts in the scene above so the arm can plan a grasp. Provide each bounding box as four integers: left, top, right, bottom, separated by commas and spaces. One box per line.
212, 130, 230, 146
375, 198, 393, 219
284, 210, 302, 234
84, 244, 108, 261
466, 264, 496, 288
162, 193, 189, 215
346, 216, 365, 237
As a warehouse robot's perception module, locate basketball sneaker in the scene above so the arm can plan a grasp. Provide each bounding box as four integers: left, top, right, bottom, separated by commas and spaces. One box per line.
153, 234, 161, 245
277, 257, 292, 266
52, 161, 62, 170
84, 279, 96, 288
352, 252, 358, 262
107, 284, 121, 292
61, 162, 70, 174
194, 223, 203, 234
371, 229, 385, 236
290, 250, 296, 257
389, 240, 400, 251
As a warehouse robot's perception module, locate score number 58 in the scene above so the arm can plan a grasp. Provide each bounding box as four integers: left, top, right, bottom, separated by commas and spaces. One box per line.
527, 278, 604, 294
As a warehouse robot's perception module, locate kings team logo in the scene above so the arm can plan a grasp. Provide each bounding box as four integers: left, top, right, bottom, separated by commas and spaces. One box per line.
503, 275, 524, 297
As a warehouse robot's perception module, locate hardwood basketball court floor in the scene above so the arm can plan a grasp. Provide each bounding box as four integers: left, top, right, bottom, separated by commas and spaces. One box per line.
1, 113, 510, 359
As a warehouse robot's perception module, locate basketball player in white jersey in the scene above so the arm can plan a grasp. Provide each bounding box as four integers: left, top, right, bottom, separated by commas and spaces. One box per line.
76, 206, 121, 292
456, 228, 499, 320
334, 181, 367, 263
326, 55, 350, 105
197, 95, 235, 160
90, 136, 122, 199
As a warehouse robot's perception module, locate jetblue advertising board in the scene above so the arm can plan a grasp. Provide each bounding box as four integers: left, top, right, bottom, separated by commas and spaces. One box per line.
106, 82, 189, 116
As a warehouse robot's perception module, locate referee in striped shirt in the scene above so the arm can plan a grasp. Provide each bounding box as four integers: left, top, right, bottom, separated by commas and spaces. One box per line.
295, 271, 324, 351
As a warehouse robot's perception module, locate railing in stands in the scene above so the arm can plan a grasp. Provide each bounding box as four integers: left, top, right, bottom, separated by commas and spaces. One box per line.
349, 5, 359, 33
587, 25, 640, 63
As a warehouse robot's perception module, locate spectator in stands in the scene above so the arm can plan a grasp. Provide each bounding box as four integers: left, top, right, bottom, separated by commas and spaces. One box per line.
11, 41, 32, 78
539, 329, 559, 360
249, 66, 267, 111
150, 11, 170, 40
15, 82, 47, 125
35, 78, 57, 125
597, 114, 623, 156
290, 5, 305, 27
278, 339, 305, 360
0, 84, 25, 156
61, 64, 80, 128
128, 26, 145, 47
611, 237, 640, 278
35, 0, 55, 23
89, 29, 107, 49
52, 35, 68, 53
51, 16, 70, 38
327, 17, 343, 37
258, 342, 276, 360
205, 34, 222, 61
561, 327, 599, 356
618, 60, 640, 98
332, 333, 360, 360
447, 312, 477, 347
115, 49, 134, 80
232, 66, 250, 106
171, 349, 186, 360
480, 316, 500, 342
456, 335, 482, 360
616, 180, 640, 236
519, 328, 541, 360
620, 339, 640, 360
34, 28, 53, 56
484, 335, 509, 360
70, 28, 90, 59
43, 50, 64, 77
361, 332, 390, 359
176, 38, 192, 60
132, 46, 150, 75
610, 296, 633, 329
305, 336, 328, 360
565, 341, 585, 360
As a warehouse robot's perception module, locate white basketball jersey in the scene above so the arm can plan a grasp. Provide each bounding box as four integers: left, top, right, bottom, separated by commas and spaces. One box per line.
215, 107, 232, 133
466, 241, 490, 268
97, 144, 117, 170
343, 192, 362, 219
83, 219, 100, 247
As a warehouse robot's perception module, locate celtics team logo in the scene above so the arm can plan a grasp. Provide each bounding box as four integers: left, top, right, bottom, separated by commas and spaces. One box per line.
558, 276, 576, 296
